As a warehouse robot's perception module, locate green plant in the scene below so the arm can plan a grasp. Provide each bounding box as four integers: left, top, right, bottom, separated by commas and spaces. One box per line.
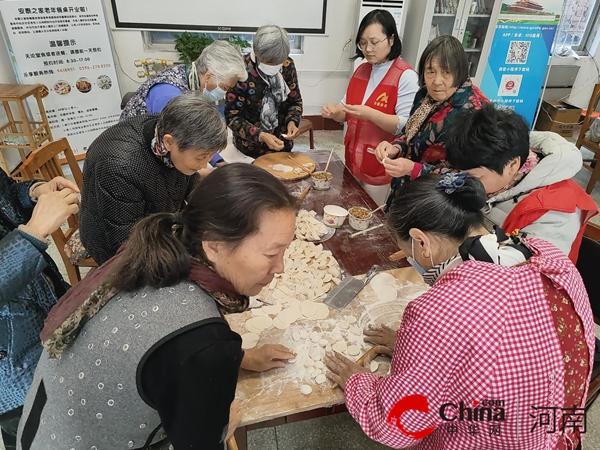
225, 35, 251, 52
174, 32, 214, 65
174, 32, 252, 65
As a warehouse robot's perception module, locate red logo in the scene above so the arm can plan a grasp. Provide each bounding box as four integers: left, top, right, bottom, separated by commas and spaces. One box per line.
387, 394, 436, 440
506, 81, 515, 90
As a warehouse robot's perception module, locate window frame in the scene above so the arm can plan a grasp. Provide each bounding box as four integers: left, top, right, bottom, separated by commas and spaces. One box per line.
142, 31, 305, 57
561, 0, 600, 54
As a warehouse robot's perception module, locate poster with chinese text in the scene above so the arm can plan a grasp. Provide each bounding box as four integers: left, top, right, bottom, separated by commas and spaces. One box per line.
0, 0, 122, 159
480, 0, 564, 126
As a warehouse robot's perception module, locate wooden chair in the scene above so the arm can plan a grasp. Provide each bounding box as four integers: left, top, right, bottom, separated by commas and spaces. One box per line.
298, 118, 315, 149
576, 83, 600, 193
21, 138, 97, 285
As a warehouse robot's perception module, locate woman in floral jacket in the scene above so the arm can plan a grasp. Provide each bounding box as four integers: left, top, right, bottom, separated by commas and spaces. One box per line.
225, 25, 303, 159
376, 36, 488, 210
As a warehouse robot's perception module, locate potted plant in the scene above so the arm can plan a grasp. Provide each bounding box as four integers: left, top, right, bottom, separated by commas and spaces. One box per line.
174, 32, 252, 65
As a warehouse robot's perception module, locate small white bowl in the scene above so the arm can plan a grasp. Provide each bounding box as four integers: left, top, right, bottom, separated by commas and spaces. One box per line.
311, 171, 332, 191
348, 207, 373, 231
323, 205, 348, 228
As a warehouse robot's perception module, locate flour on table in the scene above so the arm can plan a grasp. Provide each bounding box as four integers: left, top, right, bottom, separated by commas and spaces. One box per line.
272, 164, 294, 173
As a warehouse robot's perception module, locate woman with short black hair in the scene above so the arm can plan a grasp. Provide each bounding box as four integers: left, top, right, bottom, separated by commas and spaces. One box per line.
326, 173, 594, 450
322, 9, 419, 205
375, 35, 488, 210
18, 164, 297, 450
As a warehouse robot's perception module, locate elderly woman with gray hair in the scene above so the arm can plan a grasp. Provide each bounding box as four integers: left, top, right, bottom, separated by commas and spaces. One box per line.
80, 93, 228, 265
225, 25, 303, 158
121, 40, 247, 119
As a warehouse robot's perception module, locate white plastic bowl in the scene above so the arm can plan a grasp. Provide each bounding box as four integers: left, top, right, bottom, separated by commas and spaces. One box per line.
323, 205, 349, 228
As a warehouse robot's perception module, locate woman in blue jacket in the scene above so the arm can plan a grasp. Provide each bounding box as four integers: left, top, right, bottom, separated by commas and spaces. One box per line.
0, 171, 79, 449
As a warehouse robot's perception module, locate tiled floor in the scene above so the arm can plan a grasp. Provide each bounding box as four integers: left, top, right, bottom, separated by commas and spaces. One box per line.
3, 128, 600, 450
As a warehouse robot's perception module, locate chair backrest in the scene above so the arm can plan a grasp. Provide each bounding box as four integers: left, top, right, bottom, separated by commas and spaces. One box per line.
580, 84, 600, 141
21, 137, 83, 190
20, 138, 83, 284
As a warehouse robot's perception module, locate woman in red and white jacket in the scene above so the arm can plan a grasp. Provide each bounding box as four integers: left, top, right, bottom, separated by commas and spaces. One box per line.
326, 173, 594, 450
321, 9, 418, 206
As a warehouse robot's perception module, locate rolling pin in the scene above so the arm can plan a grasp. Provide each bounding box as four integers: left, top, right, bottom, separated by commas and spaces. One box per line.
389, 250, 406, 261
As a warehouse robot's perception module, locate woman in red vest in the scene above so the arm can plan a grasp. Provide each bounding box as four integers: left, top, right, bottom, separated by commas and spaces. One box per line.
321, 9, 418, 205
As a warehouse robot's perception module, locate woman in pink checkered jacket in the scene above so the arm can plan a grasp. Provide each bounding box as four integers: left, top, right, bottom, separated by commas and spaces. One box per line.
325, 173, 594, 450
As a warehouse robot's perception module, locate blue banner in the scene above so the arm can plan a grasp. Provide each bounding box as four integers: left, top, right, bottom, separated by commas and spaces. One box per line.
480, 4, 562, 127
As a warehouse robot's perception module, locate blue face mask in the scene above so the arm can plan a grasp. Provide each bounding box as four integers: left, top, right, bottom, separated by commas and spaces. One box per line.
203, 86, 227, 102
406, 238, 431, 276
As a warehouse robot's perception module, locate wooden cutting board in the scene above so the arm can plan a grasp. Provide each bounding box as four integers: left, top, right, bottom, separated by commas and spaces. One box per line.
253, 152, 316, 180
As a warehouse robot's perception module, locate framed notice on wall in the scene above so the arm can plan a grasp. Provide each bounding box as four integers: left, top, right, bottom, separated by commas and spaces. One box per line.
0, 0, 122, 159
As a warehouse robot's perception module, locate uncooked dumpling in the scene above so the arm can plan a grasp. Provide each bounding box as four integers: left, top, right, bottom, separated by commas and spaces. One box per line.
241, 333, 259, 349
338, 321, 350, 330
315, 374, 327, 384
246, 316, 273, 332
370, 361, 379, 372
345, 315, 357, 324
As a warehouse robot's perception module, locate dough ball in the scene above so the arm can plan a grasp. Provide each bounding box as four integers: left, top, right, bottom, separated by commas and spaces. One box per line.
315, 374, 327, 384
338, 321, 350, 330
349, 326, 361, 336
370, 361, 379, 372
331, 330, 343, 341
314, 360, 325, 369
313, 303, 330, 320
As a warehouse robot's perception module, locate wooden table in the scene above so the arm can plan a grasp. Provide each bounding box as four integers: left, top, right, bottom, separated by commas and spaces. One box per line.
229, 265, 428, 450
283, 150, 408, 275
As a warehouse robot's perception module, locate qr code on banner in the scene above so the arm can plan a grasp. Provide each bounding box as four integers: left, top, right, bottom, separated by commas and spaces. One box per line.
506, 41, 531, 64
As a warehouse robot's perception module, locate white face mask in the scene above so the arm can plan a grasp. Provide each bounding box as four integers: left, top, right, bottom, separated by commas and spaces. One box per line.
259, 62, 283, 76
203, 86, 227, 102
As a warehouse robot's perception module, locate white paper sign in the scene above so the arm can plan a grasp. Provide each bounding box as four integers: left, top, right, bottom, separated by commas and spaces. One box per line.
0, 0, 122, 158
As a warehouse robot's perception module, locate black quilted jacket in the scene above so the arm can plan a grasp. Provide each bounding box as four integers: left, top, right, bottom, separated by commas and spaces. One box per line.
79, 115, 198, 265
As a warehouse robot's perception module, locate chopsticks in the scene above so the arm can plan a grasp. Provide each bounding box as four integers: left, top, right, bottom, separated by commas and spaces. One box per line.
370, 204, 385, 214
350, 223, 384, 238
324, 148, 334, 174
332, 346, 378, 389
298, 185, 311, 202
286, 155, 312, 174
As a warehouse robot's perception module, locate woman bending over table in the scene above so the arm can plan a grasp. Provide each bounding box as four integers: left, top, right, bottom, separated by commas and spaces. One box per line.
326, 173, 594, 450
18, 164, 296, 450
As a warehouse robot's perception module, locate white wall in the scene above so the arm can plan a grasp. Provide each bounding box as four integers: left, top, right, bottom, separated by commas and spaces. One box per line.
105, 0, 359, 116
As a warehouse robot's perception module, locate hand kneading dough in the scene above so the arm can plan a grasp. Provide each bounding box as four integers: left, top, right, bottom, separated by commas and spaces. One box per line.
241, 333, 260, 349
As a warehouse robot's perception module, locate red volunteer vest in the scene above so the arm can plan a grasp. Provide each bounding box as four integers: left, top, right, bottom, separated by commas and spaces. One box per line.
502, 179, 598, 262
345, 58, 413, 185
